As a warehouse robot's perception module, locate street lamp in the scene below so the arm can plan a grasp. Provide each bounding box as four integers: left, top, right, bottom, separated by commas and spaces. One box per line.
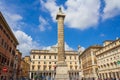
13, 55, 18, 80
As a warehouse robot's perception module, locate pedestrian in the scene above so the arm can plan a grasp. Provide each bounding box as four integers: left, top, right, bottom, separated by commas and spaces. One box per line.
3, 77, 6, 80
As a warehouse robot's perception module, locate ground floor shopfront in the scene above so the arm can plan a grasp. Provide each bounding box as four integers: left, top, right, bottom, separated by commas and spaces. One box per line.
0, 66, 14, 80
29, 70, 80, 80
98, 69, 120, 80
81, 74, 98, 80
81, 71, 120, 80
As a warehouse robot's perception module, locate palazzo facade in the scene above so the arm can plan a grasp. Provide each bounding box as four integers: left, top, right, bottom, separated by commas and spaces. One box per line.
0, 12, 19, 80
96, 39, 120, 80
79, 45, 102, 80
29, 46, 80, 80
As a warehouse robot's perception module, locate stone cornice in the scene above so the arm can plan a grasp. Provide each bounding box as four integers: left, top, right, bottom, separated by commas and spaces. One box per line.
0, 12, 19, 45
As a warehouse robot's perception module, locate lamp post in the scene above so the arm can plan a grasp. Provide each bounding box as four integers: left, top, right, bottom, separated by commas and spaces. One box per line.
20, 63, 23, 80
13, 55, 18, 80
30, 58, 32, 79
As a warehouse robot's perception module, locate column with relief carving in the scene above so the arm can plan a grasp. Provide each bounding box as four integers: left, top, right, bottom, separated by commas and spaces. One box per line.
55, 8, 69, 80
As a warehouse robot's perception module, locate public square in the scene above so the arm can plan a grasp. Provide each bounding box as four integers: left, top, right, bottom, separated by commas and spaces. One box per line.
0, 0, 120, 80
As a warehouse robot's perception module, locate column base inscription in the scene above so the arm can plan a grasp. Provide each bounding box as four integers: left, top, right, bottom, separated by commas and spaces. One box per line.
55, 62, 69, 80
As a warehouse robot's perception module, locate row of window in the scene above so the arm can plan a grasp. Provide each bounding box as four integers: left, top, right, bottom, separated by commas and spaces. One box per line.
98, 55, 119, 64
0, 36, 15, 55
98, 49, 119, 60
98, 62, 117, 69
32, 55, 77, 60
32, 61, 56, 64
96, 40, 120, 55
0, 53, 14, 67
0, 24, 16, 47
31, 65, 78, 70
32, 61, 77, 64
33, 55, 57, 59
0, 26, 16, 56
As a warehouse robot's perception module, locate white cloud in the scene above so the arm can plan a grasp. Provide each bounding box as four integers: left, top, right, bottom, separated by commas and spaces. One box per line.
0, 1, 41, 56
40, 0, 100, 30
40, 0, 59, 21
64, 42, 73, 50
42, 42, 73, 51
39, 16, 51, 31
100, 33, 105, 37
0, 1, 24, 30
9, 14, 23, 21
14, 30, 41, 56
65, 0, 100, 30
103, 0, 120, 20
42, 44, 57, 50
3, 13, 24, 30
42, 42, 86, 53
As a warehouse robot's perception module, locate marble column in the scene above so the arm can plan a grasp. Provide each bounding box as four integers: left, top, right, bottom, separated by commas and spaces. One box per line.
57, 7, 65, 63
55, 8, 69, 80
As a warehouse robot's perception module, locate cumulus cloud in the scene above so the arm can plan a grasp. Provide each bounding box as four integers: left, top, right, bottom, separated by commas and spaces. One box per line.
4, 13, 40, 56
0, 1, 24, 30
65, 0, 100, 30
42, 42, 74, 51
0, 0, 75, 56
40, 0, 100, 30
0, 1, 41, 56
14, 30, 41, 56
40, 0, 59, 21
42, 44, 57, 50
103, 0, 120, 20
3, 13, 24, 30
39, 16, 51, 31
64, 42, 73, 50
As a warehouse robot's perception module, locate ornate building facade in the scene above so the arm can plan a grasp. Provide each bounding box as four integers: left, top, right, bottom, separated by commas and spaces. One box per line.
16, 50, 22, 80
20, 56, 30, 79
79, 45, 102, 80
29, 46, 80, 80
96, 39, 120, 79
0, 12, 19, 80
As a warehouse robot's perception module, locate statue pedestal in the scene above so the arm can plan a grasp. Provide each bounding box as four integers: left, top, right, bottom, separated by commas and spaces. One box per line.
55, 61, 69, 80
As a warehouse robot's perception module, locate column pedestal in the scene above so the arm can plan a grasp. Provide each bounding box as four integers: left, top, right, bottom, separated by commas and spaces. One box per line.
55, 61, 69, 80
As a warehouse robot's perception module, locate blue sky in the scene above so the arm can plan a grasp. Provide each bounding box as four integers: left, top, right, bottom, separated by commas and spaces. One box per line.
0, 0, 120, 56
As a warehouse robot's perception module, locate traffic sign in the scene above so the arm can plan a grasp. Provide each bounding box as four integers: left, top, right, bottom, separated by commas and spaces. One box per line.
2, 67, 8, 72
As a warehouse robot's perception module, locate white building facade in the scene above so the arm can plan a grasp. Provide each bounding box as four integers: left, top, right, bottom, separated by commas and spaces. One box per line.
29, 47, 80, 80
96, 39, 120, 80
